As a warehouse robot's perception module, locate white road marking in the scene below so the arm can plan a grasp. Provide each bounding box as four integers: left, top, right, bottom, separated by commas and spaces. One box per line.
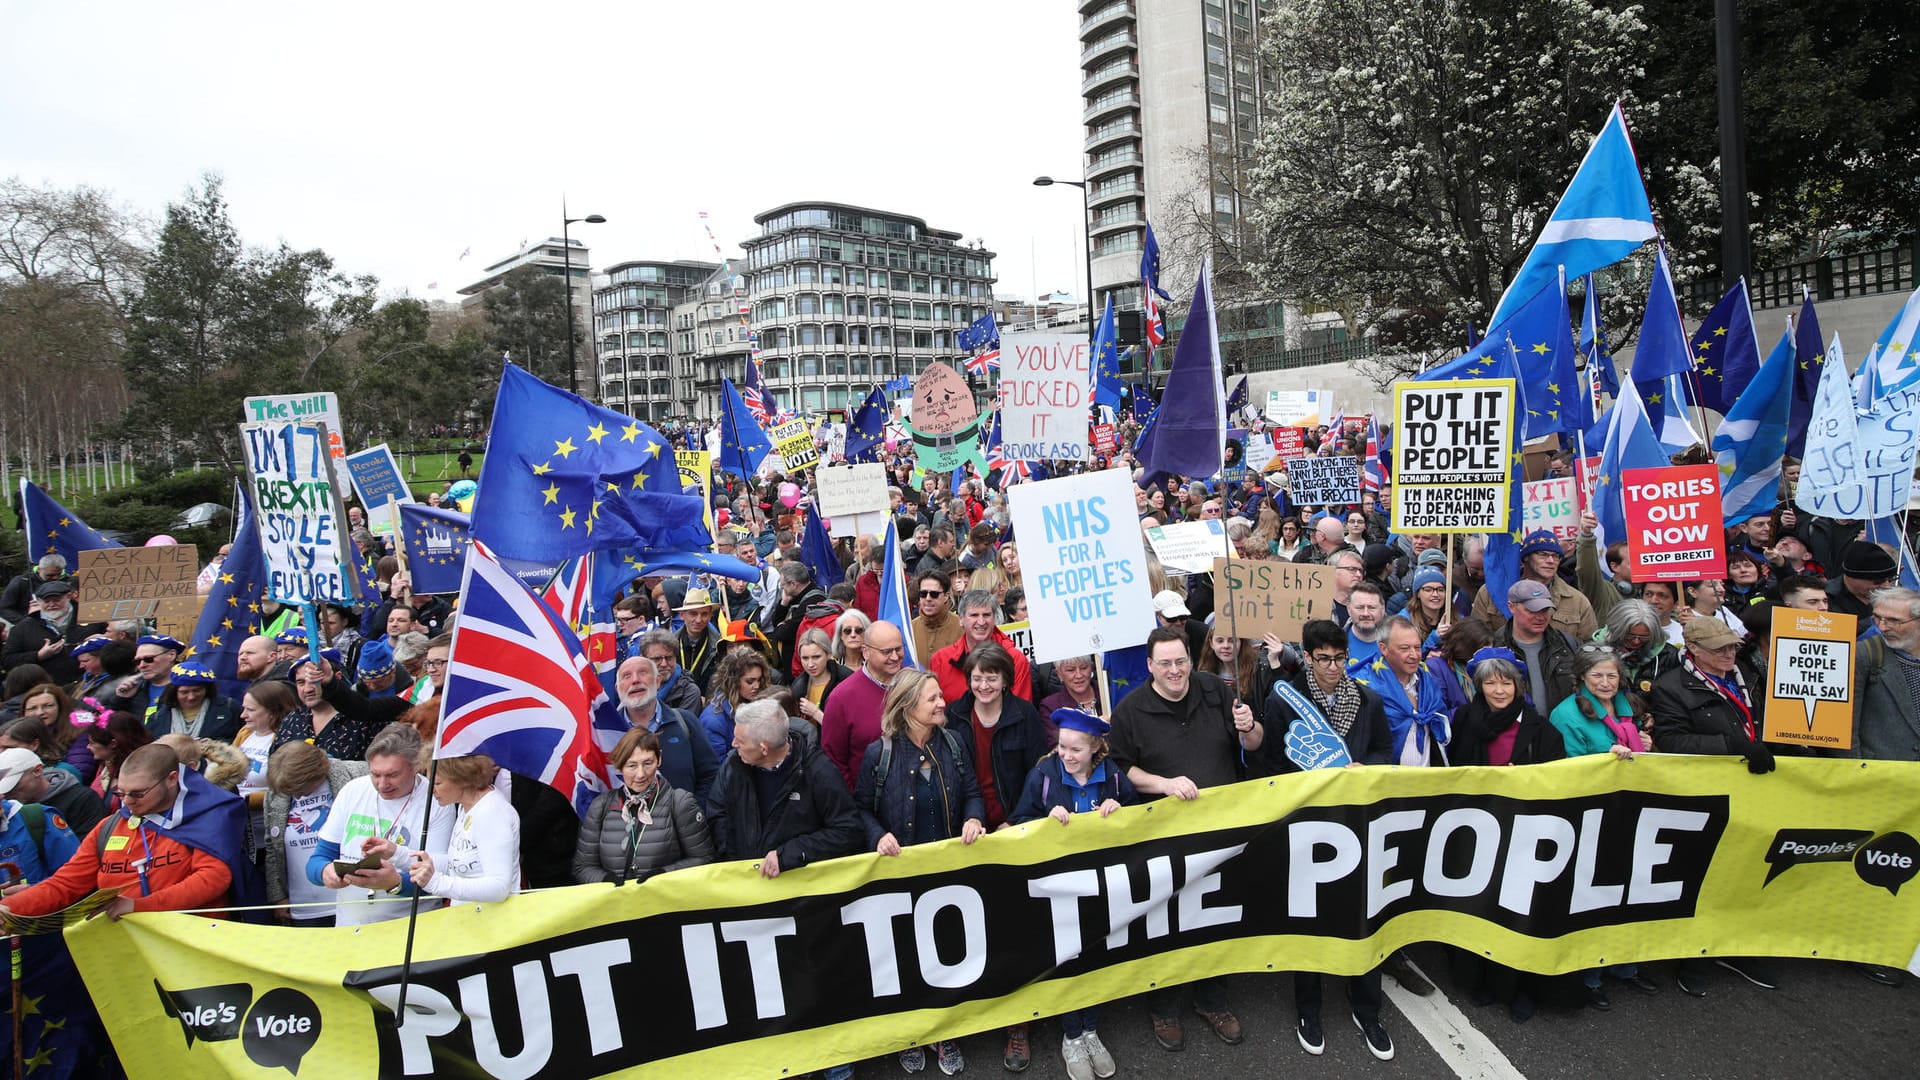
1382, 956, 1529, 1080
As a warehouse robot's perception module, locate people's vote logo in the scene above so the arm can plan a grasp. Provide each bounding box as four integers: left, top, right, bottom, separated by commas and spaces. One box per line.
156, 981, 322, 1074
1762, 828, 1920, 894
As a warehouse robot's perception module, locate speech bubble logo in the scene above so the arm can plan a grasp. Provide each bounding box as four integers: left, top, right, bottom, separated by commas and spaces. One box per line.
1854, 832, 1920, 896
155, 980, 250, 1047
241, 987, 323, 1075
1761, 828, 1874, 885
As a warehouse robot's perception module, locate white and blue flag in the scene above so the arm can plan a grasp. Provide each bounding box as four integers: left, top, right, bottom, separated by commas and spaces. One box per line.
1713, 328, 1795, 526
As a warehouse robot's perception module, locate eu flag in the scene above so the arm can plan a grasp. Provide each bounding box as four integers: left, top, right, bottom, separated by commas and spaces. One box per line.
1091, 296, 1122, 411
399, 503, 472, 596
845, 387, 887, 464
956, 312, 999, 353
1786, 294, 1825, 459
1688, 278, 1762, 415
1495, 271, 1582, 439
800, 507, 843, 590
185, 489, 267, 703
718, 376, 773, 479
18, 479, 119, 566
473, 364, 711, 563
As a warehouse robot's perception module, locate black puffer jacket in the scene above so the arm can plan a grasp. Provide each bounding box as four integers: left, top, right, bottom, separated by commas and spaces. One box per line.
707, 739, 863, 868
572, 779, 714, 885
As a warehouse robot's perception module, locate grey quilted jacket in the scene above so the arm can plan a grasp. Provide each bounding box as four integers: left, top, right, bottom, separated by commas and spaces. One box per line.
572, 778, 715, 885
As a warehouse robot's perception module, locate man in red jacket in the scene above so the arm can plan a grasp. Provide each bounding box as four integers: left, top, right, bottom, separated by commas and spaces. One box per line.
931, 589, 1032, 704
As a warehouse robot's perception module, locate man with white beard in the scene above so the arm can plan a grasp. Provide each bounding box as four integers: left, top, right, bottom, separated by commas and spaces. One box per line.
611, 655, 720, 812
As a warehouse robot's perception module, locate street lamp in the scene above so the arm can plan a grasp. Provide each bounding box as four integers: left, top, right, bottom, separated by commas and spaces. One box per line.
1032, 176, 1095, 352
561, 208, 606, 397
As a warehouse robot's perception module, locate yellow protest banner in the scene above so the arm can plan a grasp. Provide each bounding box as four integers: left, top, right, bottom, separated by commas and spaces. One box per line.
69, 757, 1920, 1079
1764, 608, 1858, 749
676, 449, 715, 539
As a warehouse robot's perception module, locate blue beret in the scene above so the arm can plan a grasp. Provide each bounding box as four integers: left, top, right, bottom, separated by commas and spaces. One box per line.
1051, 708, 1110, 740
169, 660, 217, 686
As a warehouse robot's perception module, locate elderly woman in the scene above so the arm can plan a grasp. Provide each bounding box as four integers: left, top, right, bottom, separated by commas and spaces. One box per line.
855, 669, 984, 1077
698, 649, 774, 761
790, 628, 851, 728
1450, 647, 1565, 767
264, 741, 369, 926
1039, 654, 1102, 732
831, 607, 871, 670
147, 660, 241, 741
573, 728, 715, 885
1595, 599, 1680, 707
409, 752, 521, 906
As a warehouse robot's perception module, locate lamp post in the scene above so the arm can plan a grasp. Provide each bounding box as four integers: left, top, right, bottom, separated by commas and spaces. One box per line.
561, 208, 606, 397
1032, 176, 1095, 353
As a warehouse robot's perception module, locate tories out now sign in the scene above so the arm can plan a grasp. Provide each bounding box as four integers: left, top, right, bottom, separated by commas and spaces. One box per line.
1621, 464, 1726, 582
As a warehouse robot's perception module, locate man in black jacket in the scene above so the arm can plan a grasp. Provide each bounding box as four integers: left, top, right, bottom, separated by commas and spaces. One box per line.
1, 581, 96, 682
707, 700, 861, 878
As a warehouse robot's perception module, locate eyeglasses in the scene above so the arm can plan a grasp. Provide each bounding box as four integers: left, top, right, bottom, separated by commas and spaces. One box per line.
135, 654, 165, 665
1309, 653, 1349, 667
919, 590, 946, 599
871, 645, 905, 657
643, 654, 675, 666
423, 659, 450, 670
113, 779, 162, 802
615, 614, 643, 624
842, 627, 863, 636
1874, 613, 1916, 628
1150, 657, 1191, 671
1334, 565, 1364, 574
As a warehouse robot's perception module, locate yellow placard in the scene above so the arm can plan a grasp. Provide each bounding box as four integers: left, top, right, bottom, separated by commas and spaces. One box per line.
1764, 608, 1857, 749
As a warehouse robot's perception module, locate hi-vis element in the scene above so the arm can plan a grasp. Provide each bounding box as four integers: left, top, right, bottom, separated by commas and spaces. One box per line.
71, 757, 1920, 1080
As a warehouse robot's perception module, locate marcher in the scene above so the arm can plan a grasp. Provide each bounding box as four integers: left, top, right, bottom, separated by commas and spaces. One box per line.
573, 728, 715, 885
408, 751, 521, 906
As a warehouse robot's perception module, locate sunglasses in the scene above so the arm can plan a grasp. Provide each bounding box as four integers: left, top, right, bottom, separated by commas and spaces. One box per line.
919, 590, 946, 599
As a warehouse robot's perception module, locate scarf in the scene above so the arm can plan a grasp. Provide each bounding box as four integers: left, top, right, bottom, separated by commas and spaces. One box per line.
619, 782, 661, 830
1681, 653, 1755, 740
1576, 687, 1646, 753
1356, 658, 1451, 763
1455, 692, 1525, 754
1305, 676, 1363, 738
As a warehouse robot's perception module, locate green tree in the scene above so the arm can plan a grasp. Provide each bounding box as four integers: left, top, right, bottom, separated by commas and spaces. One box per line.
482, 265, 583, 392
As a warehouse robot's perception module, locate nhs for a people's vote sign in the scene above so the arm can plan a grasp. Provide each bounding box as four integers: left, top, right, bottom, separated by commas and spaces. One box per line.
1007, 467, 1154, 664
240, 421, 360, 605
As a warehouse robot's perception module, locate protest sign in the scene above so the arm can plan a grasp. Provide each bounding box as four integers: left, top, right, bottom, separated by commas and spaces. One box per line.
1265, 388, 1328, 427
1270, 428, 1306, 463
239, 421, 359, 605
1212, 557, 1337, 641
1220, 429, 1249, 484
1621, 464, 1726, 582
999, 332, 1091, 463
1008, 468, 1155, 663
1390, 379, 1515, 533
1286, 456, 1361, 505
1764, 609, 1856, 749
997, 620, 1036, 667
771, 419, 820, 473
1091, 424, 1116, 456
674, 450, 715, 539
342, 443, 411, 510
906, 363, 984, 474
243, 393, 344, 460
1145, 520, 1230, 575
75, 546, 198, 623
828, 509, 889, 540
816, 463, 889, 517
1243, 431, 1278, 475
1799, 377, 1920, 521
1523, 477, 1579, 541
153, 595, 208, 643
1573, 454, 1601, 515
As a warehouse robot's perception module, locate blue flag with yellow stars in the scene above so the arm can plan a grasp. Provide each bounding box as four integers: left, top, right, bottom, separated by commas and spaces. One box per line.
185, 488, 268, 703
1429, 274, 1577, 443
1091, 296, 1122, 411
1102, 643, 1151, 707
1688, 278, 1762, 415
474, 364, 711, 563
718, 376, 773, 480
399, 502, 472, 596
18, 479, 119, 567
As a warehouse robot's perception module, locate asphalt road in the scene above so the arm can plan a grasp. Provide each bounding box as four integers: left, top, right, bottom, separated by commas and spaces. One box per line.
829, 945, 1916, 1079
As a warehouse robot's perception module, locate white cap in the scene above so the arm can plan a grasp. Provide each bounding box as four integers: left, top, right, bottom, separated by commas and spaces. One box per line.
0, 748, 44, 797
1152, 590, 1191, 619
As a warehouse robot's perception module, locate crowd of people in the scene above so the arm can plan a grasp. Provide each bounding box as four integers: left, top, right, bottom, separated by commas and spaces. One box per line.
0, 409, 1912, 1080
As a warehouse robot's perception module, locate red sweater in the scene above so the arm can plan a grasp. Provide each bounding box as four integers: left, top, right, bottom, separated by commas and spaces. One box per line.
821, 667, 890, 790
9, 814, 232, 917
930, 630, 1033, 705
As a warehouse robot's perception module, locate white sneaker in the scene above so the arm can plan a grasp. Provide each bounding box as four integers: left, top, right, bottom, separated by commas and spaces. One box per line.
1081, 1031, 1116, 1078
1062, 1036, 1095, 1080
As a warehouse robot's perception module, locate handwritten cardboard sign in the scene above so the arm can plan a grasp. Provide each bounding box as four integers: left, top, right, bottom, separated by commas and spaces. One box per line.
1212, 557, 1336, 642
240, 421, 359, 605
76, 546, 199, 622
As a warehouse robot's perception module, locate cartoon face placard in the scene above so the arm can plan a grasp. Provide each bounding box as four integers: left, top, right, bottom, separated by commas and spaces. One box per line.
907, 362, 985, 474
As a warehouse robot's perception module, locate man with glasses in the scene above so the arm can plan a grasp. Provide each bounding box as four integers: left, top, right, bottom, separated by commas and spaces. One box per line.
1294, 516, 1355, 566
609, 652, 719, 812
638, 627, 704, 713
1849, 587, 1920, 761
1328, 550, 1366, 628
1649, 616, 1787, 995
1343, 582, 1389, 672
310, 724, 454, 926
116, 633, 184, 723
1108, 626, 1261, 1053
910, 570, 960, 665
821, 620, 908, 790
1472, 530, 1596, 640
930, 590, 1033, 704
612, 595, 651, 663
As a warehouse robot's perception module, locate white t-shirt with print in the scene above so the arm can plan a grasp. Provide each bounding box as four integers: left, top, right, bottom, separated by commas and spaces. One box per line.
316, 774, 453, 926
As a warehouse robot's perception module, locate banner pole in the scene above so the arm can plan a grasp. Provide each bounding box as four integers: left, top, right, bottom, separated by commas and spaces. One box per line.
1445, 535, 1455, 622
392, 753, 439, 1027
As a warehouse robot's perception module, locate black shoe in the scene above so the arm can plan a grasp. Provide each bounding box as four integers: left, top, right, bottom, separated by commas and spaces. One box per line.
1586, 985, 1611, 1011
1674, 970, 1708, 998
1509, 992, 1535, 1023
1621, 972, 1661, 994
1384, 952, 1435, 996
1716, 958, 1778, 990
1296, 1015, 1324, 1056
1863, 965, 1903, 987
1353, 1013, 1394, 1061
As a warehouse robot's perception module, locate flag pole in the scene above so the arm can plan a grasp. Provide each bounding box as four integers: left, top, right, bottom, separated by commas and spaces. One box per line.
390, 755, 437, 1027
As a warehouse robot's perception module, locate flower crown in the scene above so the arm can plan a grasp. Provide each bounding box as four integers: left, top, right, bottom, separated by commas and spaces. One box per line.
68, 696, 111, 729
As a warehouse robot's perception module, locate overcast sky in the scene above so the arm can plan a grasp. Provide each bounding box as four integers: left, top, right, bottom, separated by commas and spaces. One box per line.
3, 1, 1088, 303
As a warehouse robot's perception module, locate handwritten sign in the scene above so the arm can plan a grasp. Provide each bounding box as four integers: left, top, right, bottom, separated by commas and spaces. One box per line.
1764, 609, 1856, 749
1145, 520, 1230, 575
244, 393, 344, 460
1007, 468, 1155, 664
816, 463, 889, 517
1621, 464, 1726, 582
75, 546, 199, 623
1391, 379, 1515, 533
1287, 456, 1361, 505
999, 332, 1091, 463
771, 419, 820, 473
1212, 557, 1336, 642
1523, 477, 1579, 541
239, 421, 359, 605
676, 450, 716, 539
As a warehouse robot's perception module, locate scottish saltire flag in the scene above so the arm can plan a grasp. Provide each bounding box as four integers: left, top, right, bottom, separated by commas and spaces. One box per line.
876, 520, 918, 669
1091, 296, 1123, 411
718, 376, 773, 479
1787, 293, 1825, 458
1641, 371, 1703, 454
1141, 223, 1170, 354
1689, 278, 1762, 415
740, 356, 780, 426
845, 388, 887, 464
19, 479, 119, 566
1578, 274, 1620, 397
1592, 378, 1671, 554
1137, 259, 1225, 484
185, 489, 267, 703
956, 312, 999, 353
1488, 103, 1657, 327
963, 348, 1000, 377
1863, 285, 1920, 398
800, 508, 843, 590
1714, 327, 1795, 527
398, 502, 472, 596
436, 539, 610, 816
473, 365, 709, 563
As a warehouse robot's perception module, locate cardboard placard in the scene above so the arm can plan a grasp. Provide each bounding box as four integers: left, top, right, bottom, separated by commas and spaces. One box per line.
1145, 520, 1230, 575
999, 332, 1091, 463
1270, 428, 1306, 463
816, 463, 890, 517
1212, 557, 1337, 642
771, 419, 820, 473
1764, 609, 1856, 749
154, 595, 208, 643
827, 509, 890, 540
1287, 456, 1361, 506
1391, 379, 1516, 533
75, 546, 199, 623
1007, 468, 1156, 664
239, 420, 360, 605
244, 393, 345, 460
1621, 464, 1726, 582
1523, 477, 1579, 541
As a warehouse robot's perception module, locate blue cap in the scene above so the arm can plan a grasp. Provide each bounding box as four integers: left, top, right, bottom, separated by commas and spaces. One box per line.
273, 627, 309, 646
355, 638, 396, 679
1051, 708, 1110, 739
1410, 567, 1446, 593
1466, 646, 1528, 684
1519, 530, 1563, 560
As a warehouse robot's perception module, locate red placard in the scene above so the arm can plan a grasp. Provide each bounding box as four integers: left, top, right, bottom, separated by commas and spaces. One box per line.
1573, 454, 1601, 518
1272, 427, 1307, 461
1621, 463, 1727, 581
1092, 424, 1116, 455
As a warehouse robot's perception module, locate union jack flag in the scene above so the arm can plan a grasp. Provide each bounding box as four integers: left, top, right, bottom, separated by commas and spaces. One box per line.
984, 413, 1030, 483
964, 348, 1000, 377
1142, 223, 1170, 356
741, 358, 777, 427
1362, 415, 1385, 492
435, 539, 610, 816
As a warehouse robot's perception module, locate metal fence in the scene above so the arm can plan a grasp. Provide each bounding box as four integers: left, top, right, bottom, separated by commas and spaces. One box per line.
1683, 237, 1917, 311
